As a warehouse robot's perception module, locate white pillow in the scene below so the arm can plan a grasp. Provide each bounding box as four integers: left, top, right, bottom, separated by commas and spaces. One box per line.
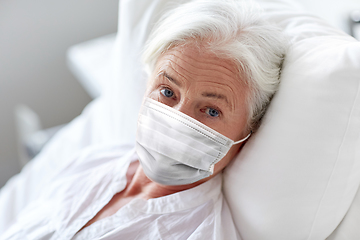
223, 1, 360, 239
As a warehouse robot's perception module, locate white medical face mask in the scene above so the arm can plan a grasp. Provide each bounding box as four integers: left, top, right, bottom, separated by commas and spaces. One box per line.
136, 98, 251, 186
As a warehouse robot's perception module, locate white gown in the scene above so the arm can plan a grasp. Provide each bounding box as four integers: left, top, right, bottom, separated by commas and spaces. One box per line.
0, 144, 240, 240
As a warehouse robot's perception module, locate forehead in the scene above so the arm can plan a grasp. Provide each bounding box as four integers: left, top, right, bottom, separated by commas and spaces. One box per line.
154, 43, 241, 83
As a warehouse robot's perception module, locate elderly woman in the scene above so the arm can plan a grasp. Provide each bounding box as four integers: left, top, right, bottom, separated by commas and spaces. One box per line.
0, 0, 286, 239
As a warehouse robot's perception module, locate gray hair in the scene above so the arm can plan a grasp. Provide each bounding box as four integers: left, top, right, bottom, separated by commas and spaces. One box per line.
142, 0, 287, 132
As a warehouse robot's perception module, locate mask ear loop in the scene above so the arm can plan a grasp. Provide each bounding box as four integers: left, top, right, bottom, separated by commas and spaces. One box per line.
233, 132, 252, 145
208, 132, 251, 174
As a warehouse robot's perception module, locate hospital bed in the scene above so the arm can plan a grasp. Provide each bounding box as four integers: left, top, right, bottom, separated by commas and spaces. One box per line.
2, 0, 360, 239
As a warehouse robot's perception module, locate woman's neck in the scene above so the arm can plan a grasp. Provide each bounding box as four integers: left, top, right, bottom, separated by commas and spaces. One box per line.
122, 161, 207, 200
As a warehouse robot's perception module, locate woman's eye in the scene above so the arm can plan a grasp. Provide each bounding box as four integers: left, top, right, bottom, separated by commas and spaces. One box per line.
205, 107, 220, 117
160, 88, 174, 98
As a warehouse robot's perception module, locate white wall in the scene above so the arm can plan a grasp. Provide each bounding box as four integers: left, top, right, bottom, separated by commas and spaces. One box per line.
296, 0, 360, 35
0, 0, 118, 187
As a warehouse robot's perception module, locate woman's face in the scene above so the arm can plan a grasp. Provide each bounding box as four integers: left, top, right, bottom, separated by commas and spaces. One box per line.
146, 43, 249, 178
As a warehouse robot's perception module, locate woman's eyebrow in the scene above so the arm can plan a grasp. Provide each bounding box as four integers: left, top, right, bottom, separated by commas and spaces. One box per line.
160, 72, 183, 87
201, 92, 232, 109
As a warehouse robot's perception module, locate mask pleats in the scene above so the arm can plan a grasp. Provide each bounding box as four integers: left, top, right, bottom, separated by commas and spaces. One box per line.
135, 98, 237, 186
